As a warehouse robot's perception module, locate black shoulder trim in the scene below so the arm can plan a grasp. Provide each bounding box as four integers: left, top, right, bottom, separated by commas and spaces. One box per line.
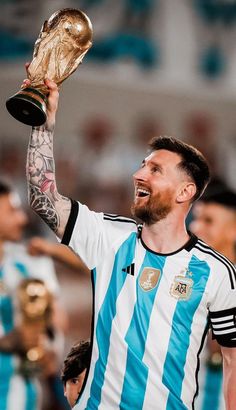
61, 199, 79, 245
195, 242, 236, 290
184, 232, 198, 251
103, 213, 137, 225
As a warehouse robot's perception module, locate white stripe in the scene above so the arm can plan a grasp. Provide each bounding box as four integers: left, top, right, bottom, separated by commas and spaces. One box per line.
182, 301, 209, 406
214, 328, 236, 335
74, 253, 118, 410
99, 241, 146, 409
142, 256, 181, 410
212, 322, 234, 329
211, 315, 233, 322
194, 346, 209, 410
7, 373, 26, 410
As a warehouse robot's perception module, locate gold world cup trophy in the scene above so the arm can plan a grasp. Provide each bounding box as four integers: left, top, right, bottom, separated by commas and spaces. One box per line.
17, 278, 53, 377
6, 8, 93, 126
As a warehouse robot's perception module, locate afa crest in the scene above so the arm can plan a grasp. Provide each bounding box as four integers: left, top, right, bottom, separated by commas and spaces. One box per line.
170, 275, 193, 301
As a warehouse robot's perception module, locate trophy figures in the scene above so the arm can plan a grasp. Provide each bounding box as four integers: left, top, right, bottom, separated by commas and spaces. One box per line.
17, 278, 53, 376
6, 8, 93, 126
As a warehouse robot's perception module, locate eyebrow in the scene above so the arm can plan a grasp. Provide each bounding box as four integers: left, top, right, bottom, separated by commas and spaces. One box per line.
142, 159, 163, 171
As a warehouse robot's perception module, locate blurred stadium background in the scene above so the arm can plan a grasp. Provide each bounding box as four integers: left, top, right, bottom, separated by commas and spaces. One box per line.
1, 0, 236, 391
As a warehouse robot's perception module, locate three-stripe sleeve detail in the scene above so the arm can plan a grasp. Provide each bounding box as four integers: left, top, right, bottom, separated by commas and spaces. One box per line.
195, 240, 236, 290
103, 213, 137, 225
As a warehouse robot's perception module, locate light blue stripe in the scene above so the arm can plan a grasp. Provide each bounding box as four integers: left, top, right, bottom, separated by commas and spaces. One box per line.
120, 253, 166, 410
14, 262, 30, 278
163, 255, 211, 410
85, 232, 137, 409
17, 258, 42, 409
201, 367, 223, 410
25, 379, 37, 410
0, 268, 15, 408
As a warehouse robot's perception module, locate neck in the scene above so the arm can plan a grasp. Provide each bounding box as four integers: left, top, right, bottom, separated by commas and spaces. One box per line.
141, 211, 190, 254
216, 244, 236, 264
0, 240, 4, 263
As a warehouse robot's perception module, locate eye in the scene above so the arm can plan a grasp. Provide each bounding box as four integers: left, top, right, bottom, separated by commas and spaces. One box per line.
151, 166, 159, 173
71, 378, 79, 385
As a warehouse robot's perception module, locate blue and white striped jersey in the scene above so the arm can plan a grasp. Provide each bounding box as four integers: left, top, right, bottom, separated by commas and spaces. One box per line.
62, 201, 236, 410
0, 243, 59, 410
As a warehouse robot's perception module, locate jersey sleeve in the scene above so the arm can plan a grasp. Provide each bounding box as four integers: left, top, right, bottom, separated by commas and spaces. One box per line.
209, 264, 236, 347
61, 200, 137, 270
30, 256, 60, 296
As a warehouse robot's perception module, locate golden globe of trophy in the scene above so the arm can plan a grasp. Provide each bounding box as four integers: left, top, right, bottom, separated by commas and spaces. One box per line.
17, 278, 53, 376
6, 8, 93, 126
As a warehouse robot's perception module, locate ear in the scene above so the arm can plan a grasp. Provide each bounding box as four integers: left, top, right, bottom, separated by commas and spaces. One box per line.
176, 182, 196, 204
228, 218, 236, 242
64, 385, 67, 397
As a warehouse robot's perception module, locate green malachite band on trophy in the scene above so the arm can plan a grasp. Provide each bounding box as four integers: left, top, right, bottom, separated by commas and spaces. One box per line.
22, 87, 48, 104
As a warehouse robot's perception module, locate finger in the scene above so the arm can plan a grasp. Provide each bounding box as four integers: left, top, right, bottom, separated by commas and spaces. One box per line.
20, 79, 31, 89
25, 62, 30, 74
44, 78, 58, 91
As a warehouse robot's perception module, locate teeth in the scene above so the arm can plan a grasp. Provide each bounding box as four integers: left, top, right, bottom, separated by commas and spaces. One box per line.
137, 188, 150, 195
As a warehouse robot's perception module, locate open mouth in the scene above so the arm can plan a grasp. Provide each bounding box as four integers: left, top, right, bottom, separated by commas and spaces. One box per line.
136, 188, 150, 198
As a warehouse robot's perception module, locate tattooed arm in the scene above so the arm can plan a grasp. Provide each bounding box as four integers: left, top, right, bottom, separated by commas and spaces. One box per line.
26, 79, 71, 238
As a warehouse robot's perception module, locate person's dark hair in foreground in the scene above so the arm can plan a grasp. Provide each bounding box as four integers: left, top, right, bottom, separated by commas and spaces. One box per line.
61, 340, 91, 408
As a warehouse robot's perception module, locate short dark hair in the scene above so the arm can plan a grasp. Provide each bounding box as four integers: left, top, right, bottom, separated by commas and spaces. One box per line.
148, 136, 210, 201
201, 190, 236, 210
0, 179, 12, 197
61, 340, 91, 385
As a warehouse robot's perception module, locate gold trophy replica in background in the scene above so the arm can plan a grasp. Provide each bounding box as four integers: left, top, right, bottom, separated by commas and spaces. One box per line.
6, 8, 93, 126
17, 278, 53, 376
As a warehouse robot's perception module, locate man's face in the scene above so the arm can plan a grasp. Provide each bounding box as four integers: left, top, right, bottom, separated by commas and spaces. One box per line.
0, 193, 28, 242
132, 149, 188, 225
190, 202, 236, 250
64, 370, 86, 408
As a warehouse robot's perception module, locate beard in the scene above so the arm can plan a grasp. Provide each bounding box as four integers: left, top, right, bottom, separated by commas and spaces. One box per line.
131, 192, 173, 225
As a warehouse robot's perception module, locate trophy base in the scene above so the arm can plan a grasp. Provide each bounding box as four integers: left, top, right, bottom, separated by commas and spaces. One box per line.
6, 87, 47, 126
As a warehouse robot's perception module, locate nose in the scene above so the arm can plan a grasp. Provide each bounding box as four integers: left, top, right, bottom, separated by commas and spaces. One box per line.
189, 220, 203, 236
133, 166, 147, 182
18, 209, 28, 226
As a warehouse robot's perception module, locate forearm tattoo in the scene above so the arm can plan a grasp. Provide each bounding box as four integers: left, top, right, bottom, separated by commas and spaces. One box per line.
27, 125, 70, 234
29, 184, 59, 232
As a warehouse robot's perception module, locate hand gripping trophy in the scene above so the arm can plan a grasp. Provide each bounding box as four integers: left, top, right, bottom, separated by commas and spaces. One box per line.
6, 8, 93, 126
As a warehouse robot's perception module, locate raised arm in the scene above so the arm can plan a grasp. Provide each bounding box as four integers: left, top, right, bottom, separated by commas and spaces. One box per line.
26, 79, 71, 238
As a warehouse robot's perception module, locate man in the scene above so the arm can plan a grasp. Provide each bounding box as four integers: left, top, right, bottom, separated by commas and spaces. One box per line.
190, 187, 236, 410
190, 189, 236, 264
61, 340, 91, 408
0, 179, 62, 410
25, 77, 236, 409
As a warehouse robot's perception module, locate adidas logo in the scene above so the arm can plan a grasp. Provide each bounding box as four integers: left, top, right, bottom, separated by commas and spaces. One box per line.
122, 263, 135, 276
